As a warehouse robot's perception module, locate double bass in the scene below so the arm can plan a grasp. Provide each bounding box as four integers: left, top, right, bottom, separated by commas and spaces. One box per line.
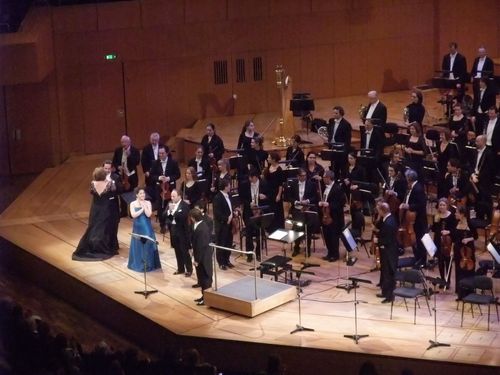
459, 245, 475, 271
397, 205, 416, 248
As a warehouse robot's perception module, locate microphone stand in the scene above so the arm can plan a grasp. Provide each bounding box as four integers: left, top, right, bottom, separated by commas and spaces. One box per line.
290, 268, 315, 334
425, 276, 450, 350
344, 277, 371, 344
130, 233, 159, 299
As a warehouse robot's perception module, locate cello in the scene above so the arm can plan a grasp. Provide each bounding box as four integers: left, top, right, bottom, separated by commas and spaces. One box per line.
397, 206, 416, 248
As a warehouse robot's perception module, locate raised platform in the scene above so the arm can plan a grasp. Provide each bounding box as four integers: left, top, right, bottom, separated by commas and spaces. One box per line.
204, 276, 296, 317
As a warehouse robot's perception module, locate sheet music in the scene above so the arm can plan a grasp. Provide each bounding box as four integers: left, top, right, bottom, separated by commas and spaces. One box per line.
421, 233, 437, 258
487, 243, 500, 263
269, 230, 288, 240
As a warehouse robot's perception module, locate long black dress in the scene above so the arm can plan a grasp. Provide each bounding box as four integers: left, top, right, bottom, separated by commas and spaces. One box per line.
431, 213, 457, 286
452, 223, 477, 298
72, 182, 119, 261
405, 137, 425, 178
436, 141, 459, 198
264, 166, 285, 232
449, 116, 468, 160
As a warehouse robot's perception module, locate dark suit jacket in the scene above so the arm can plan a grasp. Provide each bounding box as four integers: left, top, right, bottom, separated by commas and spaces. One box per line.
212, 191, 232, 224
406, 181, 427, 228
285, 147, 305, 168
165, 200, 190, 238
471, 56, 494, 78
327, 117, 352, 148
473, 147, 495, 194
473, 88, 497, 115
111, 146, 140, 188
290, 179, 318, 205
388, 177, 407, 201
188, 157, 211, 180
191, 221, 213, 270
378, 214, 399, 251
443, 172, 468, 199
201, 134, 225, 161
322, 183, 346, 231
140, 143, 165, 175
360, 127, 384, 160
149, 157, 181, 189
363, 102, 387, 127
442, 52, 468, 82
484, 117, 500, 154
239, 179, 269, 220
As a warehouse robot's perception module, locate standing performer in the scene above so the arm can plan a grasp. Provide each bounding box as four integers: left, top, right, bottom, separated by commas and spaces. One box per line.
164, 190, 192, 277
441, 42, 468, 83
404, 89, 426, 125
181, 167, 201, 209
318, 170, 346, 262
201, 123, 225, 162
263, 152, 285, 233
112, 135, 140, 217
188, 146, 210, 180
327, 106, 352, 177
127, 187, 161, 272
190, 208, 213, 306
374, 201, 399, 303
72, 167, 119, 261
141, 132, 164, 185
150, 146, 181, 233
103, 160, 123, 252
469, 135, 495, 220
285, 135, 305, 168
247, 136, 268, 175
453, 206, 477, 300
212, 180, 234, 270
362, 91, 387, 128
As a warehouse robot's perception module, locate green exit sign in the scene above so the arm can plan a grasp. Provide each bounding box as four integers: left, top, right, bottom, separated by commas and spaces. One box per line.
105, 54, 117, 61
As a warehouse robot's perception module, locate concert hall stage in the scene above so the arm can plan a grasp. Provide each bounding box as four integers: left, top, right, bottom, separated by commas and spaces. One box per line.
1, 91, 499, 374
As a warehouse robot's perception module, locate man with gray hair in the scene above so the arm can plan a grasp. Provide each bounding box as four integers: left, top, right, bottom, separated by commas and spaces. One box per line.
112, 135, 140, 217
362, 91, 387, 128
141, 132, 165, 184
471, 46, 494, 80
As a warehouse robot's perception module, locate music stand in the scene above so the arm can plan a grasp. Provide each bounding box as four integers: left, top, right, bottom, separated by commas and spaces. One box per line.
487, 242, 500, 278
291, 210, 320, 269
337, 228, 358, 292
425, 276, 450, 350
249, 212, 274, 257
290, 267, 316, 334
394, 133, 410, 146
130, 233, 159, 299
344, 277, 372, 344
268, 228, 305, 258
283, 167, 299, 180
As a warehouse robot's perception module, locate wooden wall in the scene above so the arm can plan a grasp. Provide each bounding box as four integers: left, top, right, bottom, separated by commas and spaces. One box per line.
1, 0, 499, 174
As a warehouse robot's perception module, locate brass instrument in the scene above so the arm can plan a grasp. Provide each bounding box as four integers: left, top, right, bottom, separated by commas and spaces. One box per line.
317, 126, 329, 141
403, 106, 409, 123
359, 104, 367, 120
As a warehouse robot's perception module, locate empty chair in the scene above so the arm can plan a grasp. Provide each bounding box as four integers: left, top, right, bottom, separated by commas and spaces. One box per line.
390, 269, 431, 324
460, 276, 499, 330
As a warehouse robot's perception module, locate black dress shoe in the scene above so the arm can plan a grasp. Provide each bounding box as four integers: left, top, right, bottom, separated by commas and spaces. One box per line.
376, 293, 385, 298
185, 272, 192, 277
292, 249, 300, 257
194, 296, 203, 302
192, 283, 200, 288
160, 226, 167, 234
173, 271, 183, 275
376, 283, 381, 287
256, 255, 261, 262
196, 299, 205, 306
220, 265, 227, 270
227, 262, 235, 268
321, 256, 330, 261
246, 256, 253, 262
381, 298, 394, 304
329, 257, 339, 262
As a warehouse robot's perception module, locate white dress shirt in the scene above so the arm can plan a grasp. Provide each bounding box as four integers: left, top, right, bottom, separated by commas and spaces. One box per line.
251, 182, 259, 204
331, 119, 341, 142
476, 57, 486, 78
475, 147, 485, 174
298, 181, 305, 201
323, 182, 333, 201
449, 53, 457, 79
366, 101, 379, 119
485, 119, 496, 146
365, 130, 372, 149
404, 181, 417, 204
477, 88, 485, 113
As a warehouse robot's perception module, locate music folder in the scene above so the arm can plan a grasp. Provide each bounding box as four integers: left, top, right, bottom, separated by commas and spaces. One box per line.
487, 242, 500, 264
421, 233, 437, 258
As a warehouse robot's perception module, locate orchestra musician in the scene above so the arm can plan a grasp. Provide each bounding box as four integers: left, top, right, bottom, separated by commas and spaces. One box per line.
360, 119, 384, 183
237, 120, 259, 173
150, 146, 181, 233
453, 206, 477, 300
187, 146, 210, 180
240, 168, 269, 262
472, 78, 497, 135
382, 149, 404, 181
470, 46, 495, 81
248, 135, 268, 175
181, 167, 201, 209
343, 153, 366, 237
442, 158, 467, 202
327, 106, 352, 177
449, 104, 469, 160
140, 132, 164, 185
112, 135, 140, 217
164, 190, 193, 277
362, 91, 387, 128
441, 42, 468, 83
435, 128, 459, 198
210, 158, 231, 196
263, 152, 285, 233
318, 170, 346, 262
201, 123, 225, 162
430, 198, 457, 289
384, 163, 407, 217
290, 168, 318, 257
484, 106, 500, 161
303, 151, 324, 183
404, 89, 426, 125
400, 169, 428, 267
212, 180, 234, 270
285, 135, 305, 168
469, 135, 495, 221
374, 201, 399, 303
404, 122, 426, 179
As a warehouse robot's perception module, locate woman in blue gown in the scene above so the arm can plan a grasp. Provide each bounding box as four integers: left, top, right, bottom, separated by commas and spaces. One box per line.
127, 187, 161, 272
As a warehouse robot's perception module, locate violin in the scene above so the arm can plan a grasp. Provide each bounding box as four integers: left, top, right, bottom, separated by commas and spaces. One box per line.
439, 219, 452, 257
120, 162, 131, 191
459, 245, 475, 271
318, 179, 333, 226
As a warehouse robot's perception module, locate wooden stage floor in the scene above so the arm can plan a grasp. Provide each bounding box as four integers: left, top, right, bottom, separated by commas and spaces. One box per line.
1, 153, 499, 372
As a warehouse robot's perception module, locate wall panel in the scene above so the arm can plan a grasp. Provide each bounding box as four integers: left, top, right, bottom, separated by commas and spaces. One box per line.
141, 0, 185, 28
97, 1, 141, 31
52, 4, 97, 33
300, 45, 334, 99
0, 87, 10, 176
185, 0, 227, 24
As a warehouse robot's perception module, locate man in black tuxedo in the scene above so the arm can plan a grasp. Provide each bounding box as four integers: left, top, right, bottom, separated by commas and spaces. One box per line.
141, 132, 165, 185
483, 106, 500, 159
190, 208, 213, 306
150, 146, 181, 233
201, 123, 225, 161
290, 168, 319, 257
103, 160, 123, 251
375, 201, 399, 303
441, 42, 468, 83
188, 146, 211, 180
212, 180, 233, 270
472, 79, 497, 135
240, 168, 269, 262
327, 105, 352, 177
471, 47, 495, 80
318, 170, 346, 262
360, 119, 384, 183
442, 158, 467, 201
400, 169, 428, 267
363, 91, 387, 128
470, 135, 495, 220
164, 190, 192, 276
112, 135, 140, 217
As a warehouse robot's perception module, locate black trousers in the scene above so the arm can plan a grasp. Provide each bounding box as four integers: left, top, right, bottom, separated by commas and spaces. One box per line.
214, 220, 232, 266
380, 246, 398, 299
170, 226, 192, 273
322, 223, 341, 259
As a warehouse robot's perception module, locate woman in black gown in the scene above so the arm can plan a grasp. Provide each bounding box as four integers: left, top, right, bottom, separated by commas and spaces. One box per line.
435, 128, 459, 198
405, 89, 426, 125
431, 198, 457, 289
452, 206, 477, 299
343, 153, 366, 237
181, 167, 201, 209
303, 151, 324, 184
237, 120, 259, 173
72, 167, 119, 261
247, 136, 268, 175
404, 122, 426, 179
264, 152, 285, 232
449, 104, 469, 161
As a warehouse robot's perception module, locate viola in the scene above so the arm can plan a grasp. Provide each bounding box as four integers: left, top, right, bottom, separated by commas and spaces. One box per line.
439, 220, 452, 257
459, 245, 475, 271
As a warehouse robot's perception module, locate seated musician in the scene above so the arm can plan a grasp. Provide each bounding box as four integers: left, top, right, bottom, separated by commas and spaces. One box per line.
431, 198, 457, 290
404, 89, 425, 125
247, 135, 268, 175
201, 123, 225, 162
239, 168, 269, 262
290, 168, 318, 257
384, 163, 406, 217
150, 146, 181, 233
112, 135, 140, 217
442, 158, 467, 202
452, 206, 478, 300
343, 153, 366, 238
303, 151, 324, 183
187, 146, 210, 180
285, 135, 305, 168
